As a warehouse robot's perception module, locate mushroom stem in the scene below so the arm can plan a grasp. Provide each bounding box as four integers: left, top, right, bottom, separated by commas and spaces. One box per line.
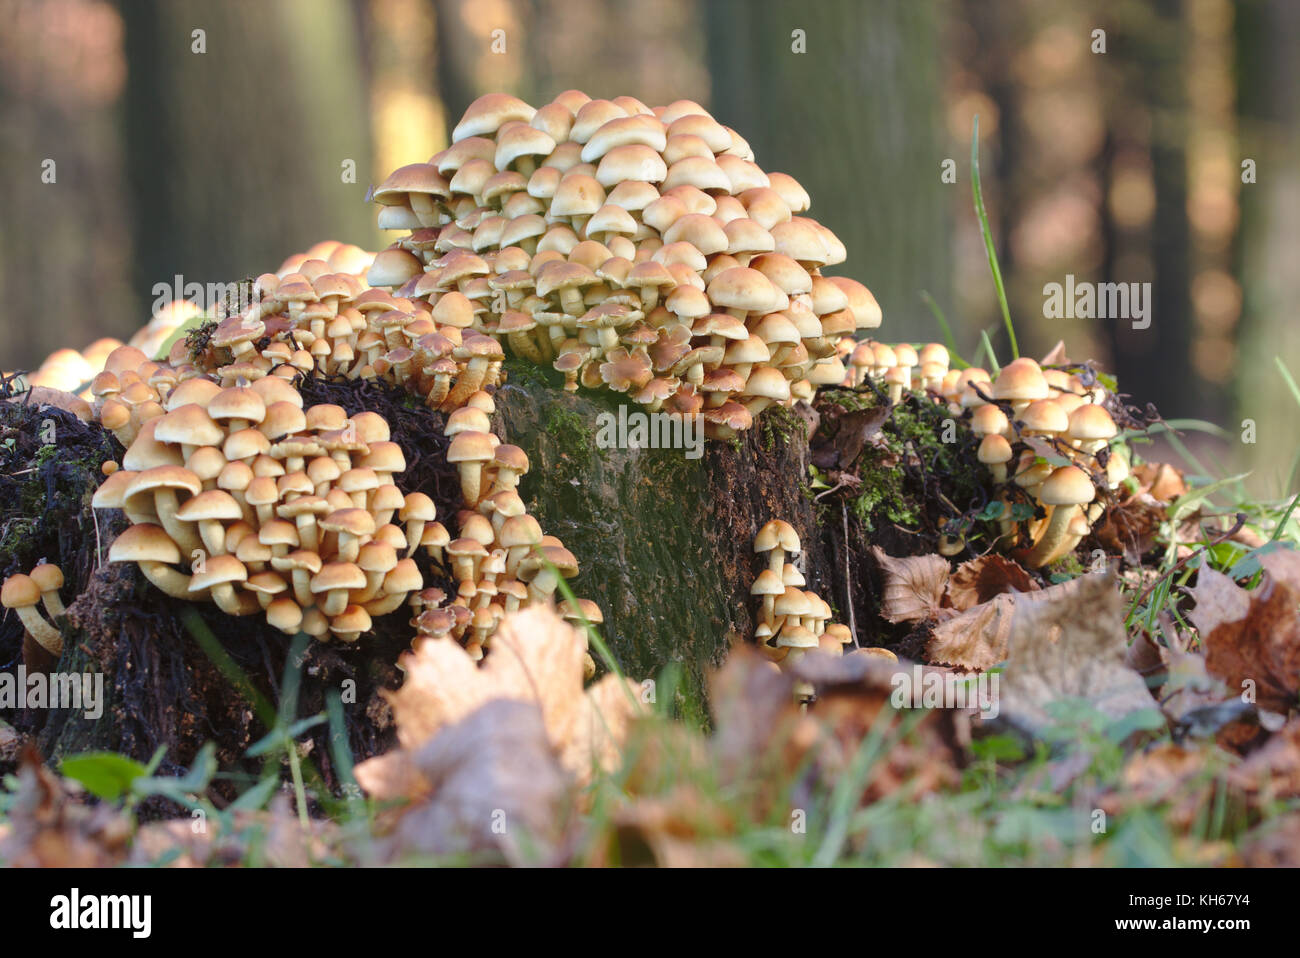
15, 606, 62, 656
210, 583, 259, 616
1020, 504, 1079, 569
138, 561, 196, 599
155, 490, 204, 554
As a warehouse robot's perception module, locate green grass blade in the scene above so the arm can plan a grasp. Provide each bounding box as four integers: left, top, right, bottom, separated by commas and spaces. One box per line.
971, 115, 1018, 359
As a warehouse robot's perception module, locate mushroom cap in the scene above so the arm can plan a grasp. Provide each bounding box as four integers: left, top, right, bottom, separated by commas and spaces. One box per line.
189, 554, 248, 591
108, 524, 182, 564
320, 508, 377, 538
499, 514, 543, 548
707, 267, 784, 314
453, 94, 537, 142
29, 563, 64, 594
992, 358, 1050, 403
1020, 398, 1069, 434
208, 386, 266, 425
977, 433, 1013, 465
176, 489, 243, 522
266, 598, 304, 633
755, 519, 800, 554
128, 465, 203, 500
399, 492, 437, 522
1068, 404, 1118, 443
1, 573, 41, 609
383, 558, 423, 594
154, 404, 225, 449
970, 404, 1009, 437
742, 366, 791, 402
1039, 465, 1097, 506
750, 569, 784, 597
311, 562, 367, 593
447, 430, 497, 464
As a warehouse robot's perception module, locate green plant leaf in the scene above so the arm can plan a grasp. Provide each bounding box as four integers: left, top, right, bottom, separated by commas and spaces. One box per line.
60, 752, 149, 801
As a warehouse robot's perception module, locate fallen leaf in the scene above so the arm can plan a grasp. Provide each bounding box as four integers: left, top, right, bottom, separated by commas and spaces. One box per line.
1130, 462, 1188, 502
926, 593, 1016, 671
833, 406, 891, 467
0, 748, 131, 867
996, 574, 1156, 733
386, 700, 571, 865
1187, 567, 1251, 638
357, 605, 646, 793
947, 554, 1038, 611
1202, 575, 1300, 713
1229, 718, 1300, 804
871, 547, 949, 624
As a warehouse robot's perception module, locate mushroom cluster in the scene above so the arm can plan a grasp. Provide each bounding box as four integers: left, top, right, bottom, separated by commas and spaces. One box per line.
362, 91, 884, 437
835, 337, 953, 400
749, 521, 896, 701
407, 389, 599, 672
90, 375, 429, 641
750, 520, 850, 661
1, 563, 68, 656
946, 356, 1123, 567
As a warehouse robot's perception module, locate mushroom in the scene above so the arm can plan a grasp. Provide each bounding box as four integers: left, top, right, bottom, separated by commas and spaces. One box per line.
108, 524, 194, 599
447, 430, 497, 506
754, 520, 800, 576
1019, 465, 1096, 568
2, 573, 63, 655
28, 563, 66, 620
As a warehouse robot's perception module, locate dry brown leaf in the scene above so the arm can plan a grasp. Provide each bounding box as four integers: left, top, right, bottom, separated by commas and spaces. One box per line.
605, 786, 746, 868
1229, 718, 1300, 804
713, 647, 965, 803
1187, 567, 1252, 638
1202, 575, 1300, 713
130, 795, 340, 867
1239, 813, 1300, 866
353, 749, 430, 802
356, 605, 646, 795
871, 547, 949, 624
388, 700, 571, 865
1259, 547, 1300, 594
1130, 462, 1188, 502
997, 574, 1156, 732
925, 593, 1016, 671
1093, 492, 1167, 560
1097, 742, 1226, 831
947, 554, 1038, 611
558, 672, 646, 784
0, 748, 131, 867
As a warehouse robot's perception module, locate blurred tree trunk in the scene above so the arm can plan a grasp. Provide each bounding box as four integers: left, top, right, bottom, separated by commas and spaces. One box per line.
1235, 0, 1300, 497
117, 0, 377, 317
0, 0, 136, 368
1105, 0, 1199, 419
704, 0, 951, 340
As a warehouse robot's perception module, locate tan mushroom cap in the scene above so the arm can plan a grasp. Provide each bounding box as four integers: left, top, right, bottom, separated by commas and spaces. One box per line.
109, 523, 182, 564
993, 358, 1050, 403
755, 519, 801, 555
1039, 465, 1097, 506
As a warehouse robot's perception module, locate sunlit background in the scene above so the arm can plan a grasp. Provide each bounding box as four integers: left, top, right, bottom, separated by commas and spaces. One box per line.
1, 0, 1297, 494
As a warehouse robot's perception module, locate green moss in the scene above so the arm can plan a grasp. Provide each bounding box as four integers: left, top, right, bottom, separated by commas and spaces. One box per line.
758, 403, 799, 452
